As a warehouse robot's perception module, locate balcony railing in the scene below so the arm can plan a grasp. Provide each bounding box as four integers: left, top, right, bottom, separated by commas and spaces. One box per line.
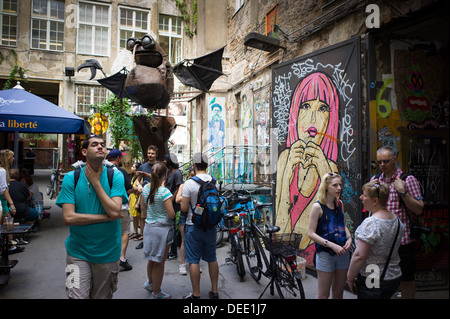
180, 144, 273, 192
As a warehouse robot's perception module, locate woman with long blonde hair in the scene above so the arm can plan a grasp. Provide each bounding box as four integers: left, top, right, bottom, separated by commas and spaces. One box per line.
308, 172, 352, 299
0, 149, 16, 219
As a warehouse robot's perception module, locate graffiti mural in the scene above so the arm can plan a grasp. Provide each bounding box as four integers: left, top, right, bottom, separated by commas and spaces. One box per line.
208, 97, 226, 150
272, 38, 362, 266
254, 84, 271, 183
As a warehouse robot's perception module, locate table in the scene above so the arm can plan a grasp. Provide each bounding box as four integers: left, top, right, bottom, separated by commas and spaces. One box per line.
0, 224, 32, 287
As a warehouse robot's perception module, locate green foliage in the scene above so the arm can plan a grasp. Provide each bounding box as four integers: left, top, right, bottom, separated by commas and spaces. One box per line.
175, 0, 197, 37
0, 49, 28, 90
93, 95, 148, 161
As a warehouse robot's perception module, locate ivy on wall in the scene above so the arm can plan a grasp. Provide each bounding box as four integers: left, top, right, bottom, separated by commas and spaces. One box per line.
0, 49, 28, 89
175, 0, 197, 37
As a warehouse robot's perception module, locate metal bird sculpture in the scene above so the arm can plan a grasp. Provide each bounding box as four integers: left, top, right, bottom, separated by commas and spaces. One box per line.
77, 59, 107, 80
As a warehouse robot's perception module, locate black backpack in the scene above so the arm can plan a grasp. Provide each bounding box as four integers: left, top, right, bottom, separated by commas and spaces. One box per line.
374, 171, 410, 182
190, 176, 222, 230
73, 167, 114, 190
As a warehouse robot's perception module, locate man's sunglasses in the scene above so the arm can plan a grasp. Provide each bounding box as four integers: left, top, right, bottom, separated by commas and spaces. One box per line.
377, 158, 394, 165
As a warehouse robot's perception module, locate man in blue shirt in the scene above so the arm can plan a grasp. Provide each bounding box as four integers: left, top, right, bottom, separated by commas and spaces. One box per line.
56, 135, 128, 299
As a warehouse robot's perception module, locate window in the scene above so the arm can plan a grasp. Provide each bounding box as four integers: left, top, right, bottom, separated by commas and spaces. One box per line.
76, 85, 109, 116
77, 1, 110, 56
118, 7, 150, 51
236, 0, 244, 12
0, 0, 18, 46
158, 15, 183, 64
31, 0, 65, 50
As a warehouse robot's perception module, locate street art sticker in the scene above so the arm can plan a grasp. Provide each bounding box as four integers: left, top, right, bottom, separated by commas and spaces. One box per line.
272, 37, 362, 266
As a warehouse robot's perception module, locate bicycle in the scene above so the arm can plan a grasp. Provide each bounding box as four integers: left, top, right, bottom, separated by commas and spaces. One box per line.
46, 168, 60, 200
243, 204, 305, 299
221, 193, 254, 279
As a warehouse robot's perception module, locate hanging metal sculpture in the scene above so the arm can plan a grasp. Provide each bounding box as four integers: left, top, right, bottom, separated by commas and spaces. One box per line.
78, 34, 173, 110
124, 34, 174, 109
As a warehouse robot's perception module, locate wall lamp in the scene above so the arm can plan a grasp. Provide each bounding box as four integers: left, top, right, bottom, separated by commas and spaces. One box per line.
244, 32, 284, 53
65, 67, 75, 80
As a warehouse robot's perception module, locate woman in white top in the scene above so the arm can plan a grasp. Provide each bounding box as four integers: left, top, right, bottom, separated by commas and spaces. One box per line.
347, 181, 404, 299
140, 163, 175, 299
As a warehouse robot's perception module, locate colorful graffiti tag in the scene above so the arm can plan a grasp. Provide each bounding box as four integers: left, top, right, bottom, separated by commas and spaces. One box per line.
272, 38, 362, 266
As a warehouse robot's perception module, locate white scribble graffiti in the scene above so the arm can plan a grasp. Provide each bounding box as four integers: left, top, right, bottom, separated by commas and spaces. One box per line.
340, 107, 356, 170
272, 72, 292, 142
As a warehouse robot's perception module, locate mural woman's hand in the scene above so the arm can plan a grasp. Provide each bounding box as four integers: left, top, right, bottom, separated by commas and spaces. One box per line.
288, 139, 307, 169
303, 141, 330, 176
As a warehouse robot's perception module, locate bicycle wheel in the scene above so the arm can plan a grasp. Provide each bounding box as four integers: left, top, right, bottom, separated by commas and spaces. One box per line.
48, 180, 56, 199
216, 227, 224, 246
274, 256, 305, 299
244, 232, 262, 282
231, 233, 246, 279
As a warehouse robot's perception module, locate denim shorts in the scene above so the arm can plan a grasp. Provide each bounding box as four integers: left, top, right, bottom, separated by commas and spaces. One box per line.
178, 212, 187, 226
315, 250, 350, 272
184, 224, 217, 264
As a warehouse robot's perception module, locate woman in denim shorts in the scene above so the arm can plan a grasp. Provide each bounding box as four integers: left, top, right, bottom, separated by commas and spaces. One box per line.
308, 173, 352, 299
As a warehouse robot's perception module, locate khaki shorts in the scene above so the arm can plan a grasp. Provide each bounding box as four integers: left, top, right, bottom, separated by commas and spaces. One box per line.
65, 254, 119, 299
121, 209, 131, 235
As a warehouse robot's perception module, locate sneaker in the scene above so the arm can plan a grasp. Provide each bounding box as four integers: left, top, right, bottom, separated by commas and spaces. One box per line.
9, 246, 25, 254
136, 242, 143, 249
168, 252, 177, 260
209, 291, 219, 299
183, 292, 200, 299
119, 259, 133, 271
151, 291, 171, 299
144, 281, 153, 292
179, 263, 187, 275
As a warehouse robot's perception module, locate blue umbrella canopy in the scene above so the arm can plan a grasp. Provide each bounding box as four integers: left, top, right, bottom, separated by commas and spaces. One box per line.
0, 88, 90, 134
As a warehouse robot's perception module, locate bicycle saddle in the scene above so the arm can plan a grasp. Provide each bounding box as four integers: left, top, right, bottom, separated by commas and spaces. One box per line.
266, 225, 280, 234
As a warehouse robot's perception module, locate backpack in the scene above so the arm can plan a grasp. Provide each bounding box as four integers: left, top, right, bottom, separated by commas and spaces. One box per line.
374, 171, 412, 208
374, 171, 410, 181
190, 176, 222, 230
74, 167, 114, 190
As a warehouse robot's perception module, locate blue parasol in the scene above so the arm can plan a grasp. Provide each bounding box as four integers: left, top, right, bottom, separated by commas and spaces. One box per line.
0, 87, 90, 134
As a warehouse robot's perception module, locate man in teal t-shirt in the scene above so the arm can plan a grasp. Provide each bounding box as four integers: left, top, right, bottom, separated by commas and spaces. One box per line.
56, 135, 128, 299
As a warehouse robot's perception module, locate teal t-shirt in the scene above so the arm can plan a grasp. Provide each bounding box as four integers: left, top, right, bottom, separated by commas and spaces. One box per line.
56, 166, 128, 263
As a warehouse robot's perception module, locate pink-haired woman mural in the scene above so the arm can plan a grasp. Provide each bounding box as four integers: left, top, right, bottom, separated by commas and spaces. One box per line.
276, 72, 340, 263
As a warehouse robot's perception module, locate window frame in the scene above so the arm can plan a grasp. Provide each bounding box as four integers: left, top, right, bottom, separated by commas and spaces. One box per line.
0, 0, 18, 47
77, 0, 111, 57
30, 0, 65, 51
76, 84, 110, 116
158, 14, 183, 64
117, 5, 151, 52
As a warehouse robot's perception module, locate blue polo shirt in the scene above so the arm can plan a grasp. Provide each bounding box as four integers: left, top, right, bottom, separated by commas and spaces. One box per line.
56, 166, 128, 263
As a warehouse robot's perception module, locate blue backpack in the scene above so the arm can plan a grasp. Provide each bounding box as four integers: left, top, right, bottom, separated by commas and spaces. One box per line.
191, 176, 222, 230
